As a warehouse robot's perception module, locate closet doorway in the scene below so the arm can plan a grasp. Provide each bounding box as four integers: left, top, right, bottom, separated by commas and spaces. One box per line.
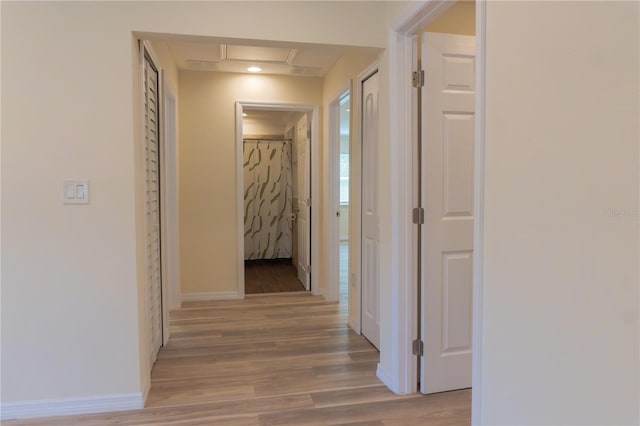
236, 103, 318, 296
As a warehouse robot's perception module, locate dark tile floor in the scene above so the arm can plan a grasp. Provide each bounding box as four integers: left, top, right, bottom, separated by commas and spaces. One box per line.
244, 243, 349, 295
244, 258, 305, 293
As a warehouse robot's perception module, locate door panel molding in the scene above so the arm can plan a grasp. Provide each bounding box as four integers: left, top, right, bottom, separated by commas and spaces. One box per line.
360, 68, 380, 350
420, 31, 475, 395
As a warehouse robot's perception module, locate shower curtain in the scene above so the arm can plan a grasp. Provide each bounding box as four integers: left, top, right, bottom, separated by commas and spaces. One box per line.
243, 139, 293, 260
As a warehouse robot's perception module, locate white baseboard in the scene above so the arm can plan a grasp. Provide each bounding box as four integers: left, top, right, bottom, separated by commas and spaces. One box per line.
1, 392, 143, 420
181, 291, 241, 302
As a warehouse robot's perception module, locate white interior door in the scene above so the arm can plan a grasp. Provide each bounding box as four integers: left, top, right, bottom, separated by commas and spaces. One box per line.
421, 32, 475, 393
143, 50, 163, 364
296, 114, 311, 290
361, 71, 380, 349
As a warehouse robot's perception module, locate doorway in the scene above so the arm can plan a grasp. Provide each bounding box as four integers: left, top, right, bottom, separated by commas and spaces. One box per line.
140, 40, 182, 361
328, 89, 351, 307
141, 41, 164, 366
241, 108, 308, 294
381, 0, 480, 407
338, 94, 350, 305
409, 1, 476, 395
236, 102, 320, 298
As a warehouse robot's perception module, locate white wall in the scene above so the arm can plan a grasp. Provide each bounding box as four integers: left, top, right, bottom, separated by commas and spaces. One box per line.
480, 1, 639, 424
422, 0, 474, 35
0, 0, 387, 414
1, 5, 143, 404
242, 118, 285, 136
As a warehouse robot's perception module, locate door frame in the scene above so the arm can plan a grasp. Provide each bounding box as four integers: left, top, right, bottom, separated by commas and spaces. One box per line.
139, 39, 169, 370
161, 75, 181, 318
326, 86, 351, 303
235, 101, 321, 298
138, 38, 182, 400
385, 1, 486, 423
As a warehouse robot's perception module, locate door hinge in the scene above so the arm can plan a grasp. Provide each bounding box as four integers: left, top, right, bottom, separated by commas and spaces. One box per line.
307, 198, 312, 207
412, 70, 424, 88
412, 207, 424, 224
307, 265, 312, 274
307, 129, 311, 139
412, 339, 424, 356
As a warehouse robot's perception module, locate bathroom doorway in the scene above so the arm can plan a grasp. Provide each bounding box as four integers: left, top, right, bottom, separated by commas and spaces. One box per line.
239, 105, 316, 294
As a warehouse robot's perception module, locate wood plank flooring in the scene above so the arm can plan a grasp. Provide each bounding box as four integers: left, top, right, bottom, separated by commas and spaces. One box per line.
244, 259, 306, 293
4, 293, 470, 425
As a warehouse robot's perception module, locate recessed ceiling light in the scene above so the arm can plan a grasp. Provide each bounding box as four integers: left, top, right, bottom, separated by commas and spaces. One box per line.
247, 66, 262, 73
242, 113, 247, 117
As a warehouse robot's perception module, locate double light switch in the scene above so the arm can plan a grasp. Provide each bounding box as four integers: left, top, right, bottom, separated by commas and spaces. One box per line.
63, 179, 89, 204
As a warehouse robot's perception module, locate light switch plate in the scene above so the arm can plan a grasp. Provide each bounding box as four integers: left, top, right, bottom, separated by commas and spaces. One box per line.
63, 179, 89, 204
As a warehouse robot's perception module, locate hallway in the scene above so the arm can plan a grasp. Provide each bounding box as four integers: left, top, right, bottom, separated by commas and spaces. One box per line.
6, 293, 470, 425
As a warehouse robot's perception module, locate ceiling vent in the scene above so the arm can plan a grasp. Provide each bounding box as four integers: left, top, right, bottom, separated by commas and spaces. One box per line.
220, 44, 297, 65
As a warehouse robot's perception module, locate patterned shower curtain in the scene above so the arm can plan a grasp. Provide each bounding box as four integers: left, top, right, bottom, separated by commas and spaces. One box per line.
243, 140, 293, 260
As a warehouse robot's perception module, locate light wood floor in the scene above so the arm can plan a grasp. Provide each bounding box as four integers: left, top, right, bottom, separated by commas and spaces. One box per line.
4, 293, 470, 425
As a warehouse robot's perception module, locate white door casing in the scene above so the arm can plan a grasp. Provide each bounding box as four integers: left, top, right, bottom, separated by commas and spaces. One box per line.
296, 114, 311, 291
162, 80, 180, 315
421, 32, 475, 394
361, 70, 380, 349
235, 102, 319, 298
143, 47, 163, 365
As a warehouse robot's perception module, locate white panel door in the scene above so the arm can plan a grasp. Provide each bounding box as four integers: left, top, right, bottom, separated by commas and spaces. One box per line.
421, 32, 475, 393
296, 114, 311, 290
361, 71, 380, 349
143, 51, 163, 364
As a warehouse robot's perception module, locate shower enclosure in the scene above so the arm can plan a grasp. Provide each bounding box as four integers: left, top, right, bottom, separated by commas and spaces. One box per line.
243, 138, 293, 260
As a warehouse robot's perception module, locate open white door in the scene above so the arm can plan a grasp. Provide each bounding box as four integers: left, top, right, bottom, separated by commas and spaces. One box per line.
421, 32, 475, 393
296, 114, 311, 290
361, 71, 380, 349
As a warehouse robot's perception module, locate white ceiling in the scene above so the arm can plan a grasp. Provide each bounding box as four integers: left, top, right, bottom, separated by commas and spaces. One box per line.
163, 38, 356, 77
144, 35, 377, 135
